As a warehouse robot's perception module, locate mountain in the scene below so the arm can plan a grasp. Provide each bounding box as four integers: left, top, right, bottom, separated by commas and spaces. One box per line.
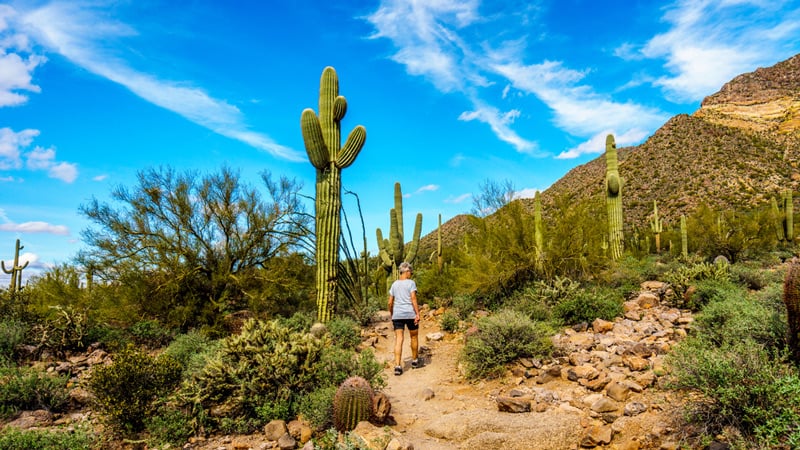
421, 53, 800, 253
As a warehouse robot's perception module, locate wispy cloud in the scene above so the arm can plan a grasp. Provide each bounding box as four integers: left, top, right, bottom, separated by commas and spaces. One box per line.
0, 5, 45, 107
0, 127, 78, 182
16, 2, 302, 161
445, 193, 471, 204
414, 184, 439, 194
0, 221, 69, 235
637, 0, 800, 102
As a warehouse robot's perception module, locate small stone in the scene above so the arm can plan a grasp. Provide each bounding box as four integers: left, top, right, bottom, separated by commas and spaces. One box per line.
496, 396, 531, 413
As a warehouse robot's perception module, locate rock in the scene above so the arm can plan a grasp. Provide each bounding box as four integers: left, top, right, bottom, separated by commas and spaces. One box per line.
426, 331, 444, 342
372, 392, 392, 422
264, 420, 288, 441
277, 433, 296, 450
420, 388, 435, 401
624, 402, 648, 416
636, 292, 660, 309
4, 410, 53, 429
386, 437, 415, 450
581, 424, 613, 447
592, 318, 614, 333
606, 381, 631, 402
590, 396, 619, 413
536, 365, 563, 384
622, 355, 650, 371
287, 419, 312, 444
496, 396, 531, 413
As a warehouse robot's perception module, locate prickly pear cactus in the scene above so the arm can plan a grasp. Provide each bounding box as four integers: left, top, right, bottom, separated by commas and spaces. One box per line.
333, 376, 374, 432
604, 134, 624, 260
784, 257, 800, 363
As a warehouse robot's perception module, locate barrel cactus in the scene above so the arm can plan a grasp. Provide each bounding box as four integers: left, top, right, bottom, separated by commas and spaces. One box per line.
333, 376, 374, 431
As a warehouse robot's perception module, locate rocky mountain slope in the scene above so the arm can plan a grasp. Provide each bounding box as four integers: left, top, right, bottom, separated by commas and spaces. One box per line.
422, 53, 800, 251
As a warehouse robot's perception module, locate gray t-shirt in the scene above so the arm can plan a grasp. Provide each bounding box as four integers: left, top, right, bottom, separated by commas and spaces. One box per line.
390, 279, 418, 320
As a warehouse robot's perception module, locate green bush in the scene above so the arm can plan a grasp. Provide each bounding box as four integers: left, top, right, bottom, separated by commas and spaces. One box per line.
460, 309, 553, 379
552, 287, 623, 325
0, 319, 28, 361
143, 404, 195, 447
0, 427, 94, 450
313, 347, 385, 390
439, 310, 460, 333
662, 260, 733, 309
667, 337, 800, 443
88, 346, 182, 433
162, 330, 220, 378
0, 366, 70, 419
296, 385, 337, 431
327, 316, 361, 350
129, 319, 175, 349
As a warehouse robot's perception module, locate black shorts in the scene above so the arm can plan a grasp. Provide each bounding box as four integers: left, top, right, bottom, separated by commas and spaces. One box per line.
392, 318, 419, 331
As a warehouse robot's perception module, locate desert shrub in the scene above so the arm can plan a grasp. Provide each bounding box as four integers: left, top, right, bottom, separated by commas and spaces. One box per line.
730, 262, 778, 290
296, 385, 337, 431
129, 319, 175, 349
692, 285, 785, 352
0, 427, 94, 450
552, 287, 623, 325
30, 305, 90, 356
667, 337, 800, 444
327, 316, 361, 350
162, 331, 220, 378
277, 310, 314, 332
439, 310, 460, 333
89, 346, 182, 433
313, 347, 385, 390
143, 404, 194, 447
662, 260, 733, 310
460, 309, 554, 379
0, 366, 70, 419
601, 255, 664, 290
451, 294, 477, 317
0, 319, 28, 362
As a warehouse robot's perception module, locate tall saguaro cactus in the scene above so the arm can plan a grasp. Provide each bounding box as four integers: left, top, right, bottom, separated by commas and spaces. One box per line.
784, 190, 795, 242
650, 200, 663, 253
680, 215, 688, 258
2, 239, 29, 292
430, 213, 443, 274
301, 66, 367, 323
377, 182, 422, 284
534, 190, 544, 271
605, 134, 624, 260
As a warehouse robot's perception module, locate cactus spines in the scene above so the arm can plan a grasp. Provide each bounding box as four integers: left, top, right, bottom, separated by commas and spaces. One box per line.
680, 215, 688, 258
2, 239, 29, 292
301, 67, 367, 323
377, 182, 422, 283
604, 134, 624, 260
784, 258, 800, 364
650, 201, 663, 253
333, 376, 374, 432
773, 196, 786, 241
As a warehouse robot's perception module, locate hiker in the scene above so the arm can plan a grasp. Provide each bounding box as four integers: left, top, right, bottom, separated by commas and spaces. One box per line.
388, 262, 421, 375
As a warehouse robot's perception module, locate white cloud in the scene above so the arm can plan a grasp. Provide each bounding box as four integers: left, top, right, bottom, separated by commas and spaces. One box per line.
415, 184, 439, 194
0, 221, 69, 235
92, 174, 107, 181
514, 188, 541, 199
0, 127, 37, 169
48, 162, 78, 183
25, 146, 54, 170
0, 5, 46, 107
458, 103, 539, 154
640, 0, 800, 102
557, 128, 651, 159
445, 193, 471, 204
17, 2, 302, 161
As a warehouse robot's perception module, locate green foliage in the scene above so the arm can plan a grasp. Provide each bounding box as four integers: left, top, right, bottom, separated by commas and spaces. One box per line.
686, 203, 777, 263
0, 319, 28, 362
326, 316, 361, 350
88, 345, 182, 433
332, 376, 374, 432
313, 347, 385, 391
78, 166, 310, 330
439, 310, 460, 333
143, 404, 195, 447
552, 287, 623, 325
539, 194, 607, 280
0, 427, 94, 450
460, 309, 554, 379
296, 385, 337, 431
129, 319, 175, 349
470, 178, 515, 217
162, 331, 220, 378
312, 427, 376, 450
0, 365, 70, 419
662, 259, 733, 309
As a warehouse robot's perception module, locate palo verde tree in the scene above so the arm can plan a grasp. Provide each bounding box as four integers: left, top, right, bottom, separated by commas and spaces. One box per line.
77, 166, 310, 330
301, 66, 367, 323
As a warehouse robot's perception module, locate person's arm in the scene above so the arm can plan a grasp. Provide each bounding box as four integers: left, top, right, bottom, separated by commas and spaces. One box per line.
411, 290, 420, 324
388, 294, 395, 316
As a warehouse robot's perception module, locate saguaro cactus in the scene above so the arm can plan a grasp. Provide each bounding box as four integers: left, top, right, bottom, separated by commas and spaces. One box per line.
784, 190, 795, 242
605, 134, 624, 260
784, 257, 800, 364
377, 182, 422, 284
534, 190, 544, 270
680, 215, 688, 258
773, 196, 786, 241
650, 200, 663, 253
430, 213, 443, 274
2, 239, 29, 292
301, 66, 367, 323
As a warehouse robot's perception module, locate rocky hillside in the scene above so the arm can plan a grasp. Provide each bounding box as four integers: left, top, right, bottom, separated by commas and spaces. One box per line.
422, 53, 800, 250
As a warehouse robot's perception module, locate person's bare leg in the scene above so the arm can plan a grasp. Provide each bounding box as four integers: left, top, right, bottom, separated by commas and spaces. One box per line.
410, 329, 419, 361
394, 328, 405, 368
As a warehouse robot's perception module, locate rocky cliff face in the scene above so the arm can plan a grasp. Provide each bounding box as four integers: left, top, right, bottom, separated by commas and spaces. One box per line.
423, 52, 800, 250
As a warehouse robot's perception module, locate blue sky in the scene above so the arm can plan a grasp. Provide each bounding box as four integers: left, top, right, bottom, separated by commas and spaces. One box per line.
1, 0, 799, 284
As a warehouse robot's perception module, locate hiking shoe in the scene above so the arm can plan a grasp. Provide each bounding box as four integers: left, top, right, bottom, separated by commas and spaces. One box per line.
411, 358, 420, 369
394, 365, 403, 376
